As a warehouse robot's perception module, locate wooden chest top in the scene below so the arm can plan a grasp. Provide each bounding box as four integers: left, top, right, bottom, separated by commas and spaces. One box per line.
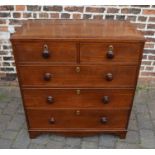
11, 19, 144, 42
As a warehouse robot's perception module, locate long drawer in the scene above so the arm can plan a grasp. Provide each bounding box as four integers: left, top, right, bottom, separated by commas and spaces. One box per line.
18, 65, 137, 87
22, 88, 134, 109
27, 109, 129, 130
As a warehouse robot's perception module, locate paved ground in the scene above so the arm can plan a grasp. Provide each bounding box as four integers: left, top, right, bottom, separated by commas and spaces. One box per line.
0, 82, 155, 149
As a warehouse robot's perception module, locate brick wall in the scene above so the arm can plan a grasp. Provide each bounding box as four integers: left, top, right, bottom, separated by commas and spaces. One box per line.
0, 5, 155, 81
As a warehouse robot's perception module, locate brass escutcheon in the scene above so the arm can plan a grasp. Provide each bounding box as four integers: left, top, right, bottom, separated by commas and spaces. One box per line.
108, 45, 113, 51
75, 66, 80, 73
75, 110, 81, 116
76, 89, 80, 95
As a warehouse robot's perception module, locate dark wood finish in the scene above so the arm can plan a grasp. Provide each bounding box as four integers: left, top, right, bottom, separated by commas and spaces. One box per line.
10, 19, 145, 139
80, 43, 142, 64
22, 88, 134, 109
28, 130, 127, 139
13, 42, 77, 63
18, 65, 137, 88
11, 20, 144, 42
27, 109, 129, 129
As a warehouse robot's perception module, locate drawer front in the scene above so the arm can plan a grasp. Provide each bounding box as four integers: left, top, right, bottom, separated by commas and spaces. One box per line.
23, 89, 134, 109
27, 109, 129, 129
14, 42, 77, 63
18, 65, 137, 87
80, 43, 141, 64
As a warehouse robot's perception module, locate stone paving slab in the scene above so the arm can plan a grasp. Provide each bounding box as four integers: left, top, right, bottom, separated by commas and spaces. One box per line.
0, 85, 155, 149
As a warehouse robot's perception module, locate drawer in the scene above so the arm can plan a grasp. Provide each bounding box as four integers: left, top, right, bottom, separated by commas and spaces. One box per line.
23, 88, 134, 109
80, 43, 141, 64
13, 42, 77, 63
27, 109, 129, 130
18, 65, 137, 88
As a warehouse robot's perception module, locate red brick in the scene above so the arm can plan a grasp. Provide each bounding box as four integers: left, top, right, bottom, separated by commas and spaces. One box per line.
33, 13, 37, 18
126, 16, 137, 22
140, 66, 145, 71
144, 49, 155, 54
144, 43, 154, 48
146, 37, 155, 42
145, 66, 154, 71
43, 6, 62, 12
121, 8, 141, 14
105, 15, 114, 20
0, 13, 11, 18
147, 24, 155, 29
15, 5, 25, 11
0, 19, 6, 24
149, 17, 155, 22
83, 14, 92, 19
107, 8, 119, 13
61, 13, 70, 19
142, 61, 151, 65
50, 13, 59, 18
64, 6, 84, 12
27, 5, 41, 11
141, 72, 155, 77
138, 16, 147, 22
39, 13, 49, 18
143, 9, 155, 15
0, 5, 14, 11
72, 14, 81, 19
116, 15, 125, 20
142, 54, 147, 59
93, 15, 103, 20
86, 7, 105, 13
23, 13, 32, 18
142, 30, 154, 36
13, 12, 21, 18
148, 55, 155, 60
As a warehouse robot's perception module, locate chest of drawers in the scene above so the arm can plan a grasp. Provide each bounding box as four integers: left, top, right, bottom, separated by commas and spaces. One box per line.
11, 19, 145, 139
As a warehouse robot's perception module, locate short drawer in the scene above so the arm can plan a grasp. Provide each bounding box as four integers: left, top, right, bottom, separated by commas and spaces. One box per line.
80, 43, 142, 64
13, 42, 77, 63
18, 65, 137, 88
27, 109, 129, 130
23, 88, 134, 109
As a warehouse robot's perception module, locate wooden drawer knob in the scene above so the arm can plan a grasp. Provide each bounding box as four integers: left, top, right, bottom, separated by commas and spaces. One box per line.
44, 73, 52, 81
42, 44, 50, 58
100, 117, 108, 124
49, 117, 55, 124
105, 73, 113, 81
47, 96, 54, 104
102, 96, 110, 104
107, 45, 114, 59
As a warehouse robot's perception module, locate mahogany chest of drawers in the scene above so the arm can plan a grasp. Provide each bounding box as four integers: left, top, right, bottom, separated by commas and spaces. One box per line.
11, 19, 145, 139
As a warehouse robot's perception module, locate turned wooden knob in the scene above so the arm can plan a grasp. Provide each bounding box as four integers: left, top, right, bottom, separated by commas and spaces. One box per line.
102, 96, 110, 104
44, 73, 52, 81
100, 117, 108, 124
107, 50, 114, 59
49, 117, 55, 124
106, 45, 114, 59
47, 96, 54, 104
42, 44, 50, 58
105, 73, 113, 81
